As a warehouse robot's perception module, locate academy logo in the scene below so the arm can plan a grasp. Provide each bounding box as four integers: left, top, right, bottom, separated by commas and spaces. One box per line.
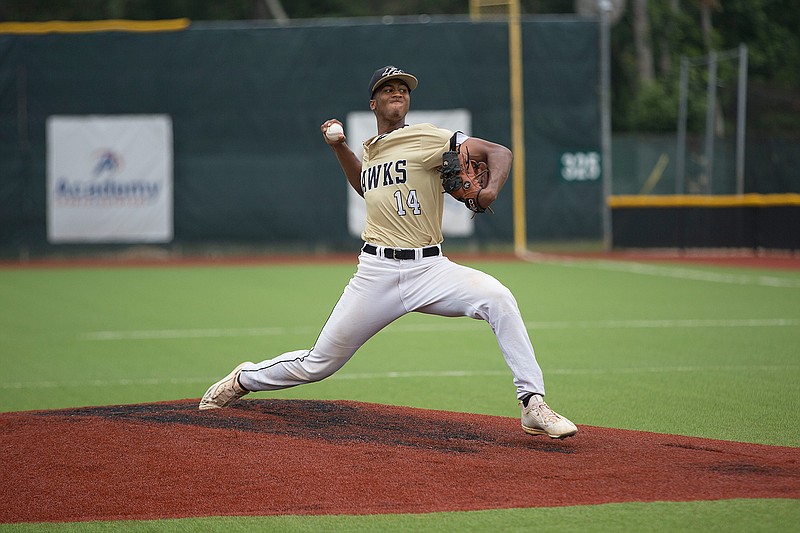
92, 149, 123, 178
54, 148, 161, 206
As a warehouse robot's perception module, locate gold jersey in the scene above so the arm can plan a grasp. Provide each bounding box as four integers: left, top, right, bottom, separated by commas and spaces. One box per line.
360, 123, 454, 248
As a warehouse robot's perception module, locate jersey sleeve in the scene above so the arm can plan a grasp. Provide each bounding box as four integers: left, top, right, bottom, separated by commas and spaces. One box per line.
419, 126, 471, 171
418, 125, 454, 171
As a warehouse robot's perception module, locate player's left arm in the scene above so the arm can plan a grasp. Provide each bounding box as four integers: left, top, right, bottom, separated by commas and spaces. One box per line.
459, 137, 513, 208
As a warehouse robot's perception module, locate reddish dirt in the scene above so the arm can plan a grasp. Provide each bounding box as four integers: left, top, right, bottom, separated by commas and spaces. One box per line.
1, 399, 798, 523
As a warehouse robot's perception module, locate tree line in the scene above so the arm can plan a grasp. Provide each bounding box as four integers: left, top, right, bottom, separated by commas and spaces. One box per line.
2, 0, 797, 134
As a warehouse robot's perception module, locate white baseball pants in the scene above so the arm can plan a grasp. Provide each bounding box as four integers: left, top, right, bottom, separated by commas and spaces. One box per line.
238, 247, 546, 399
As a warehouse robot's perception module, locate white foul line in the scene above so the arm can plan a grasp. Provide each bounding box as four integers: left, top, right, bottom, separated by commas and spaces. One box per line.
2, 364, 796, 391
81, 326, 317, 340
79, 318, 800, 341
523, 254, 800, 288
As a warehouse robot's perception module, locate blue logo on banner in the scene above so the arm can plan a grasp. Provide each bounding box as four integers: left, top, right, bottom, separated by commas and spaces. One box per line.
92, 150, 122, 178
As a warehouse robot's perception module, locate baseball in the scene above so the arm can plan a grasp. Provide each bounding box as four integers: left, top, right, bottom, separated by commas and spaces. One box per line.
326, 123, 344, 140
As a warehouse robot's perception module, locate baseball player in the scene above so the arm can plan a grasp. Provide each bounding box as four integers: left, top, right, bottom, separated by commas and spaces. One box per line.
200, 65, 577, 439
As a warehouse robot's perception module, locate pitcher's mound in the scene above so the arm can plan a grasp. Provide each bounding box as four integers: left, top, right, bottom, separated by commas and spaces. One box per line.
1, 399, 797, 523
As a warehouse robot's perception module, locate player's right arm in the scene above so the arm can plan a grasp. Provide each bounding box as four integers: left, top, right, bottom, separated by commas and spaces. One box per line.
321, 119, 364, 197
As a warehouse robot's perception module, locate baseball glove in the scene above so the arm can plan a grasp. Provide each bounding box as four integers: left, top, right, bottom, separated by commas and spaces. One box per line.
440, 148, 490, 214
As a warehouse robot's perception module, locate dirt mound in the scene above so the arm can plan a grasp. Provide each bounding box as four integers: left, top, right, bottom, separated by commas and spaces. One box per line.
1, 399, 797, 523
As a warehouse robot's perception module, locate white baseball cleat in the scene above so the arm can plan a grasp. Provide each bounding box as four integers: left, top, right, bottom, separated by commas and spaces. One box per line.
520, 394, 578, 439
198, 362, 253, 410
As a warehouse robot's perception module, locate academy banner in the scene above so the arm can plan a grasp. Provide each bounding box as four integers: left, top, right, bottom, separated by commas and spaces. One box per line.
46, 115, 173, 243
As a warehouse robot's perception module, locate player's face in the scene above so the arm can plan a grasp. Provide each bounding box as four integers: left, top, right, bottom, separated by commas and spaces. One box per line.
370, 80, 410, 121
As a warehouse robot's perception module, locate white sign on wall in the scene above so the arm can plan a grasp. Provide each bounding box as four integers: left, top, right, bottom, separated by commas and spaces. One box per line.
47, 115, 173, 243
345, 109, 474, 239
560, 151, 601, 182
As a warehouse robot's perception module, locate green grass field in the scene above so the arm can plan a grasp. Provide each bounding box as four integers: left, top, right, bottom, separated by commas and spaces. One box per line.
1, 256, 798, 531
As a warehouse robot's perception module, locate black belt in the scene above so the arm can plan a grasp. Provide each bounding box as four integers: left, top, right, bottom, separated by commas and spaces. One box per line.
362, 243, 440, 260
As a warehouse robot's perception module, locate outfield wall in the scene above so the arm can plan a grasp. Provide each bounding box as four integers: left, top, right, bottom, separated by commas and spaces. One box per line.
0, 16, 601, 253
610, 194, 800, 250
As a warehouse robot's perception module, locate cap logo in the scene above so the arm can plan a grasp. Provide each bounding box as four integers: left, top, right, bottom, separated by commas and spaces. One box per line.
381, 67, 405, 78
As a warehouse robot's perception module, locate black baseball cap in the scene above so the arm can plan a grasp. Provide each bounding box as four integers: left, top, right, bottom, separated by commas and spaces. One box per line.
368, 65, 419, 97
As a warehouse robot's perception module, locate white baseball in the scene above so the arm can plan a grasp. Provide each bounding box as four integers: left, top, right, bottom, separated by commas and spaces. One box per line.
326, 123, 344, 140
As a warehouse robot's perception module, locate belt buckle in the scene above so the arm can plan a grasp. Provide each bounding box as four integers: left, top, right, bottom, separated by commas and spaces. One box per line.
392, 248, 411, 260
